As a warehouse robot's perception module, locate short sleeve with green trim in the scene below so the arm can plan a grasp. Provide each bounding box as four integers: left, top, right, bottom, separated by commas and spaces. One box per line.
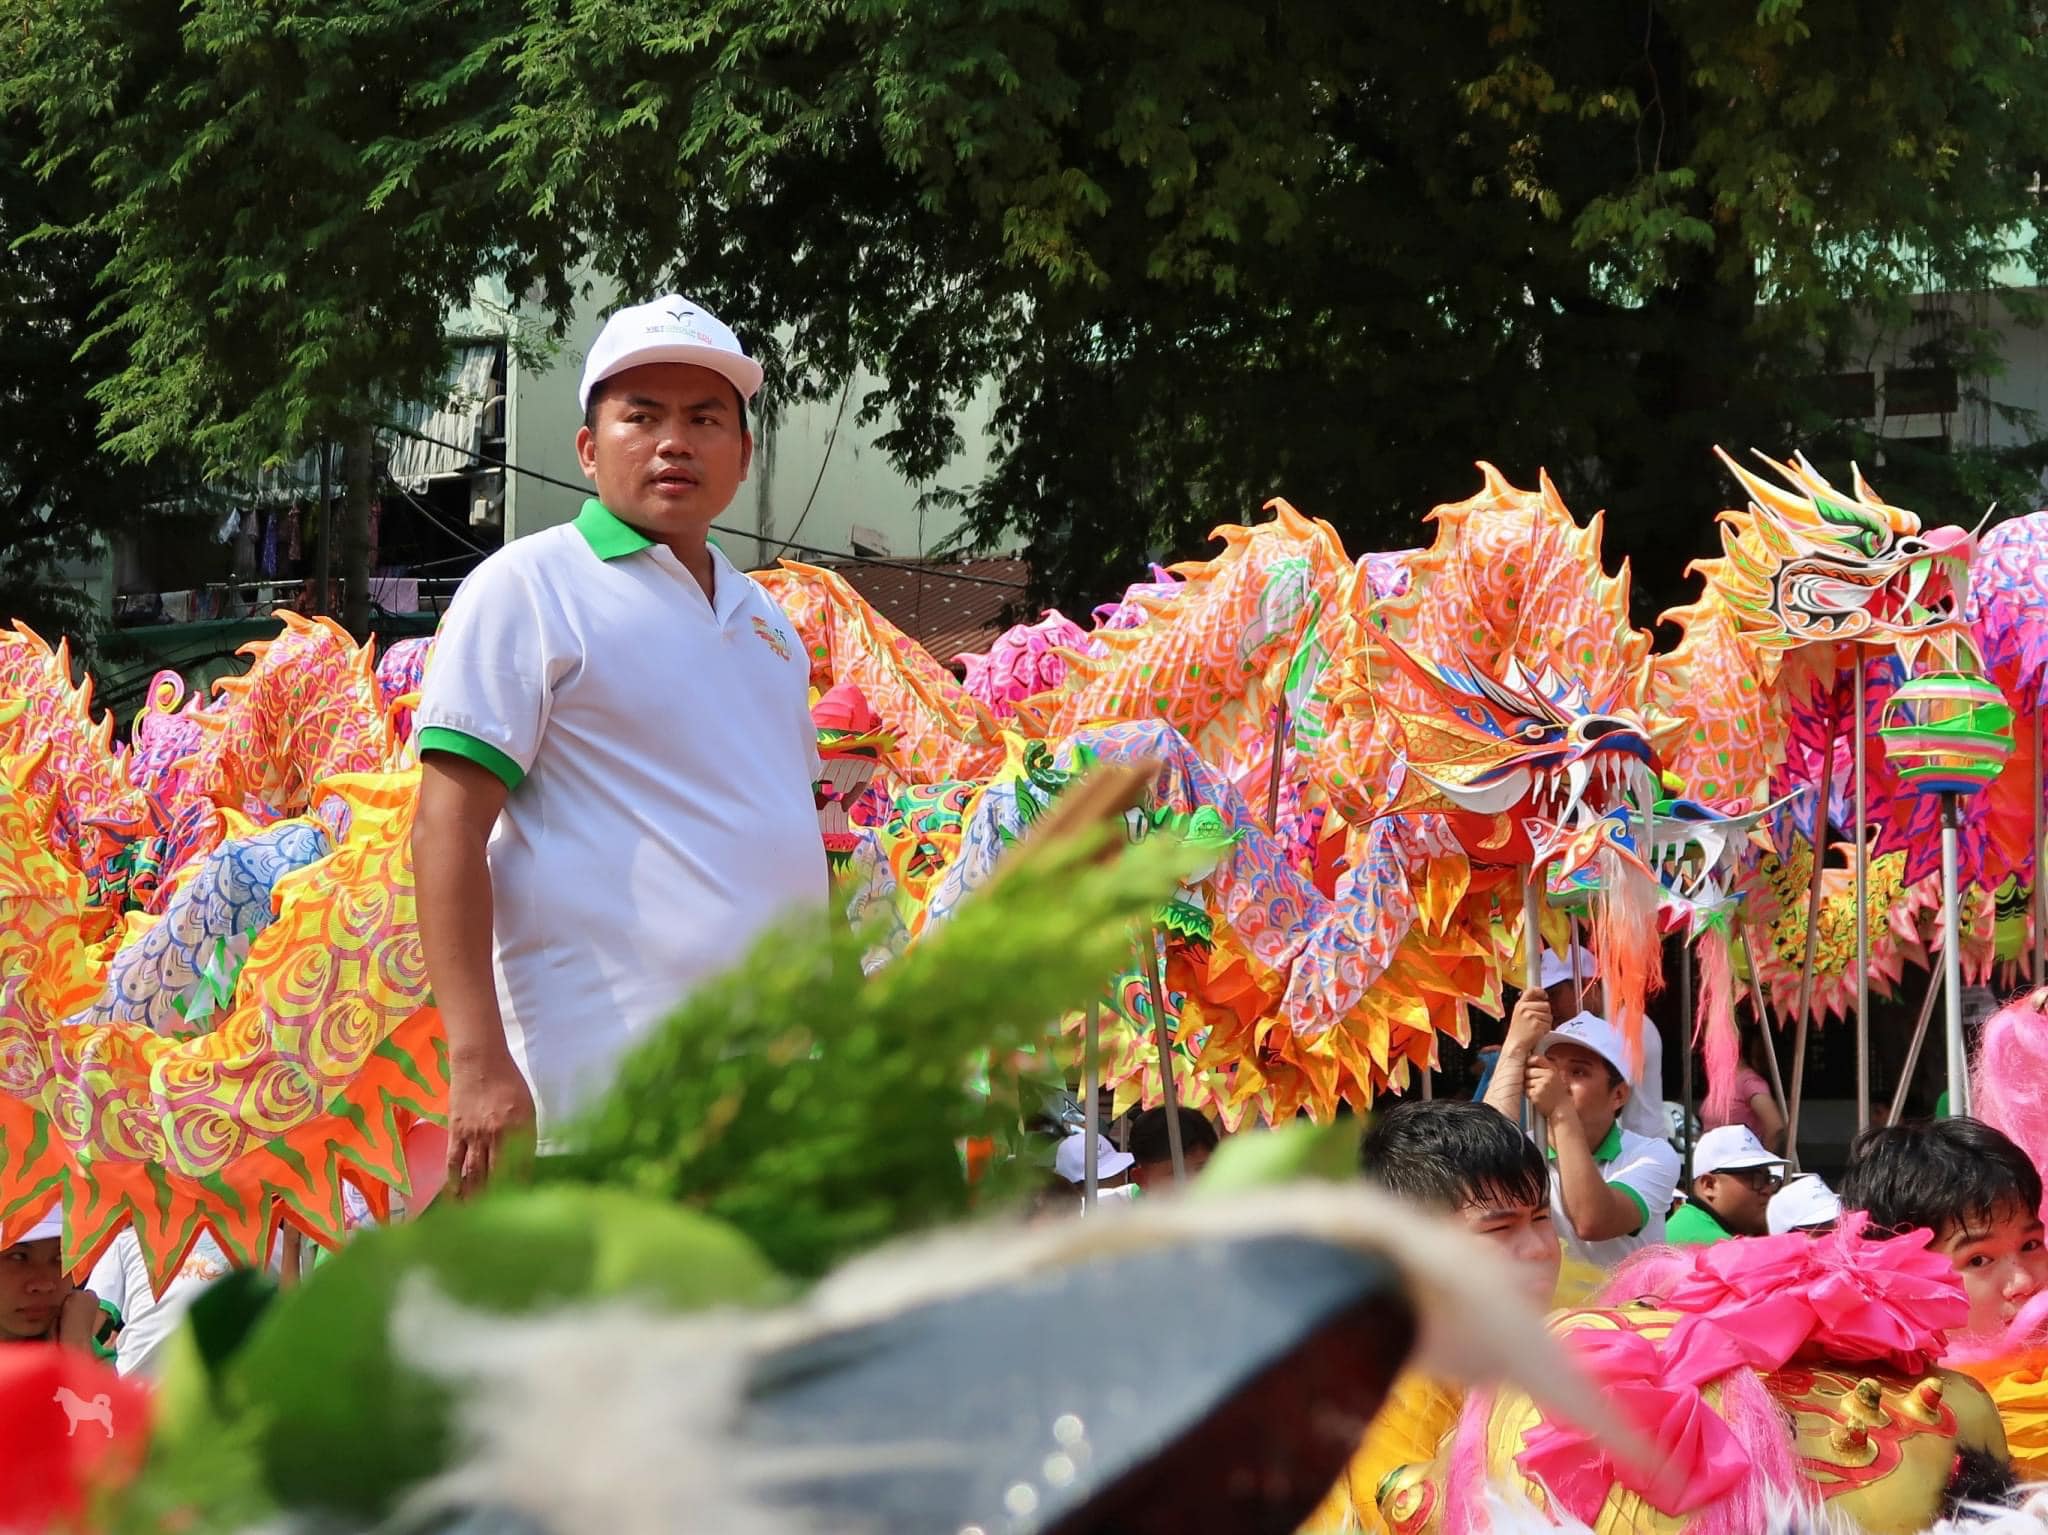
415, 541, 561, 789
1544, 1121, 1681, 1270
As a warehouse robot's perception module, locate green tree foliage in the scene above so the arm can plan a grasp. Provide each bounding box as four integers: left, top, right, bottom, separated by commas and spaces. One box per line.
1, 1, 583, 631
487, 0, 2048, 614
0, 110, 206, 644
8, 1, 2046, 621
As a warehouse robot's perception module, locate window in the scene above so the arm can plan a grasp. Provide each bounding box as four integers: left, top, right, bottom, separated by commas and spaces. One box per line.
1885, 367, 1959, 417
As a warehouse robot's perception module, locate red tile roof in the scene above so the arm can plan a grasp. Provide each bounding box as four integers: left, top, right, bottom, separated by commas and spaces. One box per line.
826, 557, 1030, 671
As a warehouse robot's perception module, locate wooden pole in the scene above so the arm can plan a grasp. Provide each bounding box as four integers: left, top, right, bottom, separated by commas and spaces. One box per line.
1264, 699, 1291, 832
1083, 1002, 1101, 1210
1680, 939, 1695, 1181
1143, 933, 1187, 1182
1889, 963, 1947, 1125
1741, 923, 1792, 1123
1522, 875, 1548, 1156
2035, 708, 2045, 990
1786, 682, 1843, 1169
1853, 660, 1872, 1134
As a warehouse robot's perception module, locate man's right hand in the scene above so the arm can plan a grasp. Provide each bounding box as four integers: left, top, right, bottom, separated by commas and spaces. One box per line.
1525, 1054, 1571, 1120
445, 1048, 536, 1200
1505, 989, 1553, 1053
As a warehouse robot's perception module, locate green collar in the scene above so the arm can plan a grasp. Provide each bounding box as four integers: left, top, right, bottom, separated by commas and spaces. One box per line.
1548, 1122, 1624, 1164
573, 499, 654, 561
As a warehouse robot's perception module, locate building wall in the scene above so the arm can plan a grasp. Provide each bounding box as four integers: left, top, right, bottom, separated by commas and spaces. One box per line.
1832, 290, 2048, 490
501, 282, 1013, 569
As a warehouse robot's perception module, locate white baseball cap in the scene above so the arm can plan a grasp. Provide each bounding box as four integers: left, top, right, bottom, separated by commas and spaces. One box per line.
1692, 1124, 1787, 1178
1537, 945, 1597, 991
578, 295, 764, 412
1767, 1173, 1843, 1235
10, 1209, 61, 1246
1537, 1011, 1635, 1082
1054, 1131, 1136, 1185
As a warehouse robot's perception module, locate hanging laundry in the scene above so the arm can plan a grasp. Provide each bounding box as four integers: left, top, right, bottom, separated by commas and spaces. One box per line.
259, 508, 281, 577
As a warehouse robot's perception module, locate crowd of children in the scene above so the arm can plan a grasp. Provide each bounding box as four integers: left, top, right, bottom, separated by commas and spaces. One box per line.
17, 953, 2048, 1530
1021, 953, 2048, 1528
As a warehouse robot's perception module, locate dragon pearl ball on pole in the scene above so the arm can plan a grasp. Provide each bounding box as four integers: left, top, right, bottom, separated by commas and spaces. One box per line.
1878, 667, 2014, 1120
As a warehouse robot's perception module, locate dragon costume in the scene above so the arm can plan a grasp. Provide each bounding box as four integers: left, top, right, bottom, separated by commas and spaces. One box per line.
1385, 1220, 2014, 1535
0, 620, 443, 1289
0, 441, 2036, 1280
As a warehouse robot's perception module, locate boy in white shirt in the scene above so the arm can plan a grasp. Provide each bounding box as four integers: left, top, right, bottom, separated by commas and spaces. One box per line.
1485, 993, 1680, 1269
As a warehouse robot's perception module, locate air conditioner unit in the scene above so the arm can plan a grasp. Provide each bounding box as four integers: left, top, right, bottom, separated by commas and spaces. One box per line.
470, 469, 505, 527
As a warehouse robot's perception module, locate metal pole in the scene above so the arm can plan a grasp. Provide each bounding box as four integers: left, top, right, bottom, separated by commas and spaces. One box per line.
1264, 700, 1290, 832
1143, 932, 1187, 1182
1941, 793, 1970, 1117
1888, 965, 1946, 1126
1569, 918, 1585, 1012
1787, 683, 1843, 1168
1854, 660, 1872, 1134
1083, 1002, 1101, 1209
1680, 939, 1695, 1180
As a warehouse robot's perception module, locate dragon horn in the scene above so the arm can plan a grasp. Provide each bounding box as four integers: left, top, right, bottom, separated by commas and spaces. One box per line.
1713, 444, 1816, 526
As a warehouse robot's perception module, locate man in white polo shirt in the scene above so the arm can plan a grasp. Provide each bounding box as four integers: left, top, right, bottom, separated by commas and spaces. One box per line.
413, 296, 827, 1194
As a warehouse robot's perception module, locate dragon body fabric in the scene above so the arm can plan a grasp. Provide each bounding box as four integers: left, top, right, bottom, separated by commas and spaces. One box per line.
779, 452, 2040, 1120
0, 618, 445, 1290
0, 444, 2036, 1268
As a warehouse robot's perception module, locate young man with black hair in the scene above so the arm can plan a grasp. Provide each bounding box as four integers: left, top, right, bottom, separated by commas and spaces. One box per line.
1128, 1105, 1220, 1192
1840, 1117, 2048, 1337
1302, 1099, 1562, 1530
1358, 1099, 1560, 1307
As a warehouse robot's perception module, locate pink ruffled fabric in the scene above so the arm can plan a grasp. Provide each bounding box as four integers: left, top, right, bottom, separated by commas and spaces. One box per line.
956, 610, 1090, 715
1523, 1219, 1966, 1523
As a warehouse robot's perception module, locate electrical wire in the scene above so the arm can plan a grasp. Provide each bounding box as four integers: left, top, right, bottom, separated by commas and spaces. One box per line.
784, 373, 856, 551
384, 424, 1026, 590
393, 484, 494, 559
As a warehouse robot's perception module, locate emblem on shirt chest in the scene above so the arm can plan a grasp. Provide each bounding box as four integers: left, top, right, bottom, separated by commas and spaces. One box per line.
752, 615, 794, 662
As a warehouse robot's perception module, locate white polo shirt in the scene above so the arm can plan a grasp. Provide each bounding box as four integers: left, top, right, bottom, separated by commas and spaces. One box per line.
1546, 1121, 1681, 1271
416, 499, 826, 1135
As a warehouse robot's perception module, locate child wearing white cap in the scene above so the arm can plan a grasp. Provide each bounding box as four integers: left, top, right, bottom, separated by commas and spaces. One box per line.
1484, 992, 1681, 1269
0, 1211, 111, 1354
1767, 1173, 1843, 1237
1054, 1131, 1136, 1187
1667, 1125, 1787, 1245
1535, 943, 1668, 1142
